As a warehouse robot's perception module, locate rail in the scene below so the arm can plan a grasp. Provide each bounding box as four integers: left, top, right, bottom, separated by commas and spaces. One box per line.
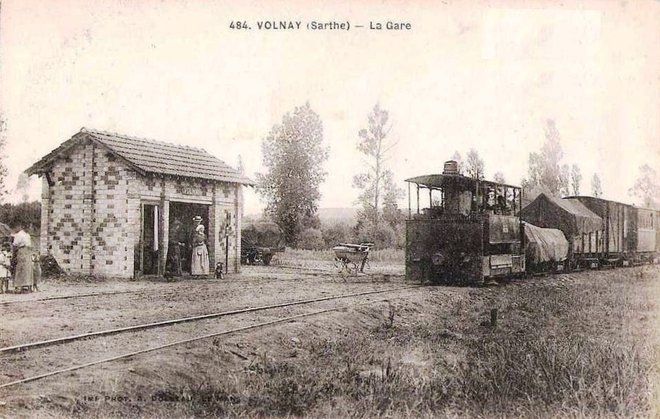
0, 295, 410, 390
0, 286, 419, 355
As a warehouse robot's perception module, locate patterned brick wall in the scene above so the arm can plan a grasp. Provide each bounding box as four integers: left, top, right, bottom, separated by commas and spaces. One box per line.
43, 142, 135, 278
90, 148, 133, 277
45, 143, 91, 275
42, 142, 243, 278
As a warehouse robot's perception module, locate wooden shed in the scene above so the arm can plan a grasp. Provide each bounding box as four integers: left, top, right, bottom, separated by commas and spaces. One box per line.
26, 128, 253, 279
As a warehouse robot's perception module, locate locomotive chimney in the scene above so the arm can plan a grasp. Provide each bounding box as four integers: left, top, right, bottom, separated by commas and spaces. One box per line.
443, 160, 459, 175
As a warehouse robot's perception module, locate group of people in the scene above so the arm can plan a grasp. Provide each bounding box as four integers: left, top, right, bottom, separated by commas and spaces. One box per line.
166, 215, 210, 278
0, 226, 41, 293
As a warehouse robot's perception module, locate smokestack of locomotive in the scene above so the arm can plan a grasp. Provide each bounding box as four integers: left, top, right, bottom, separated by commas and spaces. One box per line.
443, 160, 459, 175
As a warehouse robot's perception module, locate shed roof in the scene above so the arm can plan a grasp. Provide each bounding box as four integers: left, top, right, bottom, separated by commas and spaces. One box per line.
26, 128, 254, 185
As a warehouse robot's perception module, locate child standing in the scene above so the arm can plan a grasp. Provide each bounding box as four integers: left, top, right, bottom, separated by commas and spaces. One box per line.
0, 242, 11, 293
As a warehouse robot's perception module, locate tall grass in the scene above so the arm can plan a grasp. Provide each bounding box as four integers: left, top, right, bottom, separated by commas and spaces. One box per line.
97, 268, 658, 418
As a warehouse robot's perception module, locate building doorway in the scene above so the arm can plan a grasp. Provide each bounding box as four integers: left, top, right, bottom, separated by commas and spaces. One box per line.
140, 203, 160, 275
168, 202, 210, 274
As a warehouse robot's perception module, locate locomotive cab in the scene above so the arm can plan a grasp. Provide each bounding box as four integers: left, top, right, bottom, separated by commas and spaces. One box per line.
405, 161, 524, 285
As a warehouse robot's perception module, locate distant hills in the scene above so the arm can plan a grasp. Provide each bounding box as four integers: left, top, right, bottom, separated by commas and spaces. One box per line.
317, 207, 359, 225
244, 207, 358, 226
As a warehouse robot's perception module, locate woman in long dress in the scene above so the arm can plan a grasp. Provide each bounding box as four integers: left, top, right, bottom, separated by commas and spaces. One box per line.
12, 228, 34, 291
190, 225, 209, 277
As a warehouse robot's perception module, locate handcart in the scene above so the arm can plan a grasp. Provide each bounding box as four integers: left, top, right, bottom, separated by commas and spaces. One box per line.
332, 242, 374, 275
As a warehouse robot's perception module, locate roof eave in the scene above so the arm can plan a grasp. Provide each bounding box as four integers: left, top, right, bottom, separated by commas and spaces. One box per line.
25, 131, 148, 177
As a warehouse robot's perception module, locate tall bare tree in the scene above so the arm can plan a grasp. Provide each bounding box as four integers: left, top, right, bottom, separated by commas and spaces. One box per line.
522, 119, 564, 195
559, 164, 570, 197
591, 173, 603, 198
629, 164, 660, 208
353, 104, 403, 227
493, 172, 506, 183
570, 164, 582, 196
465, 149, 485, 180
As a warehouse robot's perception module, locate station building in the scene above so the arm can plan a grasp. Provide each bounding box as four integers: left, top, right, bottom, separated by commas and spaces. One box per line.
26, 128, 253, 279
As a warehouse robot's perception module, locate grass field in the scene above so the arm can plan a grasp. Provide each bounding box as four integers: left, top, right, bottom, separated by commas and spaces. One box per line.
150, 267, 660, 418
5, 264, 658, 418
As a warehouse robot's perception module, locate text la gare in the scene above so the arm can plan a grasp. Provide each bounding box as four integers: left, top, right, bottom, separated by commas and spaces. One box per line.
370, 21, 411, 30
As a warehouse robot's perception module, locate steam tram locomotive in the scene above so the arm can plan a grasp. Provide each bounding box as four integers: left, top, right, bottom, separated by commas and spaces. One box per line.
405, 160, 659, 285
405, 161, 526, 284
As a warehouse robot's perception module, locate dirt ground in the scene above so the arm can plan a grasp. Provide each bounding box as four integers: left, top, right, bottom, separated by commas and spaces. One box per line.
1, 261, 659, 418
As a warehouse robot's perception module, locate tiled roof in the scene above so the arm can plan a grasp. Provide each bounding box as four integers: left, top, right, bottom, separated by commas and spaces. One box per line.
26, 128, 254, 185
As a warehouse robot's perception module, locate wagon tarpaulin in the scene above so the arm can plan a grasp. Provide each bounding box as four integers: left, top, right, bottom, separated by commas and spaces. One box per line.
520, 193, 602, 237
524, 222, 569, 263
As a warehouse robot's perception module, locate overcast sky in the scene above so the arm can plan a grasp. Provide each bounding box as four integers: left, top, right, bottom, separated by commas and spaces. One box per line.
1, 0, 658, 213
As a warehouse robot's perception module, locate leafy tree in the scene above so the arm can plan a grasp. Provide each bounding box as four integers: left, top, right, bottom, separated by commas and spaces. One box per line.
522, 119, 564, 195
465, 149, 485, 180
570, 164, 582, 195
493, 172, 506, 183
628, 164, 660, 208
256, 103, 328, 246
0, 116, 8, 203
353, 104, 404, 231
591, 173, 603, 197
381, 173, 405, 231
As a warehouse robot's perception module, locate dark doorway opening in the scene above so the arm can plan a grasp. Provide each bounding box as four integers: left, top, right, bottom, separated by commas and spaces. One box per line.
140, 204, 160, 275
168, 202, 210, 274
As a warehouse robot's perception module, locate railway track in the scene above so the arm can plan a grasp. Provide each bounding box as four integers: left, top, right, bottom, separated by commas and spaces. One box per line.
0, 286, 417, 354
0, 285, 420, 389
0, 268, 383, 307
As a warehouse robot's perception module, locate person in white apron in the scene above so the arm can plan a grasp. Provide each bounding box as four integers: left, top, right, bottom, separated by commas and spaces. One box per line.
190, 224, 209, 277
12, 228, 34, 292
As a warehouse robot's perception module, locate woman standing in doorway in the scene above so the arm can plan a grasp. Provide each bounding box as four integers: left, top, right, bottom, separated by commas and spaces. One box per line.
12, 226, 34, 292
191, 224, 209, 277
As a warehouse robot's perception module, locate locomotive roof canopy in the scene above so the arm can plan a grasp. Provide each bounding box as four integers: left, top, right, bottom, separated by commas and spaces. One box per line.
405, 174, 520, 191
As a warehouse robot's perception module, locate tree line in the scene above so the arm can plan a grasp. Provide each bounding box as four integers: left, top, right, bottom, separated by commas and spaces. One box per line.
0, 112, 657, 249
255, 108, 660, 250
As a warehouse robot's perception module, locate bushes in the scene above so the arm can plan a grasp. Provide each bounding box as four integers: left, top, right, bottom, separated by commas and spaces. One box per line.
297, 228, 325, 250
0, 201, 41, 234
321, 222, 353, 248
295, 222, 403, 251
355, 221, 399, 249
